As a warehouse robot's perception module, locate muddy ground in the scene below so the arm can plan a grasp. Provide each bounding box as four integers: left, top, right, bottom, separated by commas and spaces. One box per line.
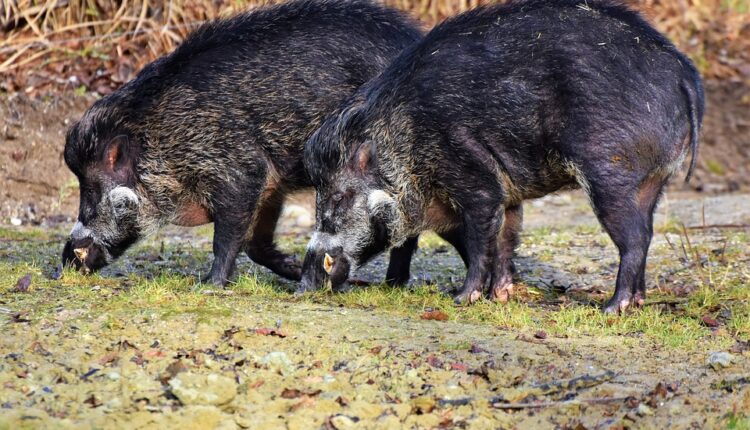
0, 188, 749, 429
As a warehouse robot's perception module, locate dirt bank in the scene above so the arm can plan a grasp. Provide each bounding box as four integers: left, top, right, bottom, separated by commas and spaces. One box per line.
1, 80, 750, 225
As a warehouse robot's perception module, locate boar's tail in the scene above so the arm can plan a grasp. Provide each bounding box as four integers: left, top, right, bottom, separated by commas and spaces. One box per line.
681, 78, 704, 183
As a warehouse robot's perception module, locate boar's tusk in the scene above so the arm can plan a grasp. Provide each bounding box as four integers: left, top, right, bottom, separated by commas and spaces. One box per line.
323, 253, 334, 274
74, 247, 88, 263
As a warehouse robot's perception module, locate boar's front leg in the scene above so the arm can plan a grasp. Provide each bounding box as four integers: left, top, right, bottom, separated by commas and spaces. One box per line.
385, 228, 468, 287
204, 209, 251, 286
490, 204, 523, 303
453, 202, 504, 305
203, 180, 264, 286
244, 189, 302, 281
385, 236, 420, 286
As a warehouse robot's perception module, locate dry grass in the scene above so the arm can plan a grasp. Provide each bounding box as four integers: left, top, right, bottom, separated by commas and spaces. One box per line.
0, 0, 748, 93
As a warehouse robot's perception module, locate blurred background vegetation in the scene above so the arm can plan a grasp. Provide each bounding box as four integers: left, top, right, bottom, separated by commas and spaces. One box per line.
0, 0, 748, 194
1, 0, 748, 95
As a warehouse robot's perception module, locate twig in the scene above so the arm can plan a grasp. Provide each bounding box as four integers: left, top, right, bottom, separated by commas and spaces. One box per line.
534, 370, 616, 395
686, 224, 750, 230
681, 224, 703, 269
492, 396, 632, 410
5, 175, 58, 192
643, 298, 689, 307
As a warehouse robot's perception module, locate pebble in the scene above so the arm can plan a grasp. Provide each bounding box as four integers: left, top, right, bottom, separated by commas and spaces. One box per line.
10, 217, 22, 226
168, 372, 237, 406
708, 352, 734, 370
637, 403, 654, 416
330, 415, 358, 429
259, 351, 293, 374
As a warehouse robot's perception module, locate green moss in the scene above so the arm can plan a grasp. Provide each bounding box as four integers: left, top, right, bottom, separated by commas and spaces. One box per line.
706, 159, 727, 176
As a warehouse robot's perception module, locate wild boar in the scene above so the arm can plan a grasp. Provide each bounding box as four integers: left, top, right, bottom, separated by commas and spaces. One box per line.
300, 0, 703, 313
62, 0, 425, 286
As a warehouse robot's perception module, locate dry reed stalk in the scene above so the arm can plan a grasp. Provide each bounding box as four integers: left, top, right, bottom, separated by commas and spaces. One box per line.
0, 0, 747, 88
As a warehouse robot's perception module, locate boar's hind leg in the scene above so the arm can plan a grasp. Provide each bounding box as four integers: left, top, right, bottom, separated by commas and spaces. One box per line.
244, 190, 302, 281
490, 204, 523, 303
453, 204, 504, 305
586, 172, 667, 314
385, 228, 468, 287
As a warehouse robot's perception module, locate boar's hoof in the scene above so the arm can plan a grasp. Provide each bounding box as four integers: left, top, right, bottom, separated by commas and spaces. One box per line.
332, 280, 354, 293
200, 273, 230, 288
633, 291, 646, 307
602, 297, 634, 315
453, 289, 482, 306
490, 283, 514, 303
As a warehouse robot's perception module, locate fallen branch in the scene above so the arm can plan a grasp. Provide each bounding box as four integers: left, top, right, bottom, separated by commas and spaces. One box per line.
491, 396, 633, 410
534, 370, 616, 396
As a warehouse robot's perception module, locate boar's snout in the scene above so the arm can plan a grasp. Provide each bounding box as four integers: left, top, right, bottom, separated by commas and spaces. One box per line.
62, 237, 108, 274
299, 246, 351, 294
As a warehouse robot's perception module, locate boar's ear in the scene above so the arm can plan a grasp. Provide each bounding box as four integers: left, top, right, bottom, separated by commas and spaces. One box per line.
354, 141, 377, 173
104, 135, 136, 184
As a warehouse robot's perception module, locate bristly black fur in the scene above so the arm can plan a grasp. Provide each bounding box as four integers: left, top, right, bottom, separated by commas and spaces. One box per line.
62, 0, 423, 286
302, 0, 705, 312
305, 0, 704, 187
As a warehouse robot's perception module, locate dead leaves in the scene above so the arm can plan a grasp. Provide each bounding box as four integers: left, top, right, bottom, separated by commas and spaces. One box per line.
10, 311, 31, 323
450, 362, 468, 372
29, 341, 51, 356
14, 274, 31, 293
420, 309, 449, 321
224, 325, 289, 339
159, 360, 189, 385
281, 387, 322, 412
468, 344, 488, 354
701, 315, 720, 328
83, 394, 102, 408
280, 388, 322, 399
144, 349, 167, 359
98, 352, 119, 366
254, 328, 288, 338
426, 354, 443, 368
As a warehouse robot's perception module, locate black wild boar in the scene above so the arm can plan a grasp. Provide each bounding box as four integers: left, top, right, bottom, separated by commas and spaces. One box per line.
61, 0, 426, 286
301, 0, 704, 313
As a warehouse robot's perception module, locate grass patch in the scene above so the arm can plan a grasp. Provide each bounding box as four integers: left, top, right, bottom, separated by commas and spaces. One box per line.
1, 225, 747, 352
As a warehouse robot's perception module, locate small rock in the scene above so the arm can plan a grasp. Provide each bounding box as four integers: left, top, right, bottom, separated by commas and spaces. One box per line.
168, 372, 237, 406
10, 217, 22, 226
329, 414, 358, 429
259, 351, 293, 374
708, 352, 734, 370
637, 403, 654, 416
412, 396, 436, 414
